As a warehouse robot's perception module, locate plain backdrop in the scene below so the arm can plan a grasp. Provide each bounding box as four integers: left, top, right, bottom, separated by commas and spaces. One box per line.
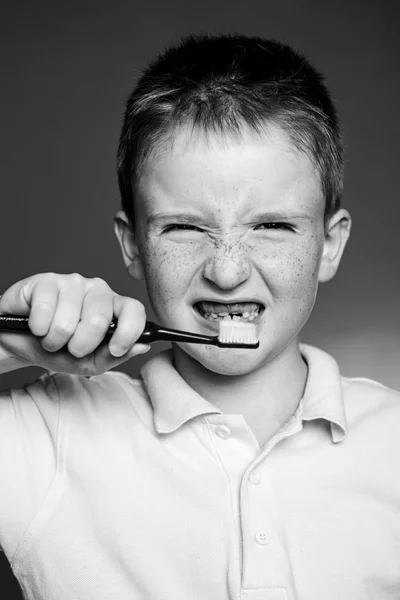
0, 0, 399, 596
0, 1, 399, 392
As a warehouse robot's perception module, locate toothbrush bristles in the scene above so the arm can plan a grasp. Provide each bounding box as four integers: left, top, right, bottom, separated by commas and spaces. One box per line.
217, 320, 259, 348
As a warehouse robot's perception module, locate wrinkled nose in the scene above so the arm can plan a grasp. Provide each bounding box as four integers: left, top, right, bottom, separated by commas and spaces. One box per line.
202, 239, 252, 290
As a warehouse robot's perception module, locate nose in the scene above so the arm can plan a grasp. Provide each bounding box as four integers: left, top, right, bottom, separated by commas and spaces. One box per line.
202, 237, 252, 290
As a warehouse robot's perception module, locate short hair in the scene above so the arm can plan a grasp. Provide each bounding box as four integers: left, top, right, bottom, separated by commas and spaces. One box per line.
117, 33, 344, 230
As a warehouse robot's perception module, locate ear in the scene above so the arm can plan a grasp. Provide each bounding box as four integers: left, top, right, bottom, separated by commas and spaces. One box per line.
318, 209, 352, 283
114, 210, 145, 280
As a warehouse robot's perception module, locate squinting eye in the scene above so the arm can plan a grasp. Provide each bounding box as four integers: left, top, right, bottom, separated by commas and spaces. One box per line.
255, 222, 295, 232
163, 224, 202, 233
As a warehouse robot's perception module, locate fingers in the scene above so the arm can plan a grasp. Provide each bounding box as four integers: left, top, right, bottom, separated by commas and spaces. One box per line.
29, 276, 73, 339
64, 278, 113, 357
0, 274, 52, 317
39, 274, 87, 352
0, 273, 84, 344
0, 272, 150, 371
108, 295, 148, 357
63, 280, 149, 359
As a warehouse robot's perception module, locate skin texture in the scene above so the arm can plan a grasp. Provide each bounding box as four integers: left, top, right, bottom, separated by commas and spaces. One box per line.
115, 124, 351, 443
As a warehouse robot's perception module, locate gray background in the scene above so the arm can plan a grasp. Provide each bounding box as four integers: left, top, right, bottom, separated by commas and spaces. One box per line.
0, 1, 399, 596
1, 0, 399, 391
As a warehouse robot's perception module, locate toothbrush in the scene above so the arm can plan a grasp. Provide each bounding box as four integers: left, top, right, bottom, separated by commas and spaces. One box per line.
0, 316, 259, 348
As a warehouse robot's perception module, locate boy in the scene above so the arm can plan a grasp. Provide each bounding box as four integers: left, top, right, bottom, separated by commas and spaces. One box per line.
0, 33, 399, 600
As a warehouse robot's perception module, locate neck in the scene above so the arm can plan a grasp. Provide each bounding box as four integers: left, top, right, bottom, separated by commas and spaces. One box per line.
172, 341, 308, 445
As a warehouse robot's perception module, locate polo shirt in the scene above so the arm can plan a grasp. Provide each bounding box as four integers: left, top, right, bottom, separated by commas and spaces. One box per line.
0, 343, 399, 600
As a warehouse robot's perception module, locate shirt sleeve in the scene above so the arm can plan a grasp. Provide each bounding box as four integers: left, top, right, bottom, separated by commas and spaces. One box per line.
0, 372, 60, 558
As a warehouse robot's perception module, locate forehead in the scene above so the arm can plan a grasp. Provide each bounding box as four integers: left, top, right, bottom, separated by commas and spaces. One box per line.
136, 123, 323, 221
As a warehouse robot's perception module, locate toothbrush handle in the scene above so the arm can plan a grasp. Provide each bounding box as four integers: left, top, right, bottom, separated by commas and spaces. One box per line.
0, 315, 157, 344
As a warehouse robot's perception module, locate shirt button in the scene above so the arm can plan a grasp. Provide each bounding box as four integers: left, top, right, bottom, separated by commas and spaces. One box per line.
216, 425, 231, 439
249, 469, 261, 485
254, 530, 269, 545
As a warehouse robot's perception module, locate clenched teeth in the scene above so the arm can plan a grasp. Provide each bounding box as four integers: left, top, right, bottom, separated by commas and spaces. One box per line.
196, 301, 263, 322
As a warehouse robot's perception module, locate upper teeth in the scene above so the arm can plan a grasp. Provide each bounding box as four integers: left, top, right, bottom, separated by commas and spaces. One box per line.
198, 302, 262, 321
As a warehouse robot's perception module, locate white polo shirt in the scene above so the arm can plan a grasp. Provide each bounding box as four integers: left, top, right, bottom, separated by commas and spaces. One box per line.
0, 344, 399, 600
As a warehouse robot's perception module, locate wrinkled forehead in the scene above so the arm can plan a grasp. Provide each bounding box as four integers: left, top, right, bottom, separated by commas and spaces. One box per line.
135, 123, 323, 223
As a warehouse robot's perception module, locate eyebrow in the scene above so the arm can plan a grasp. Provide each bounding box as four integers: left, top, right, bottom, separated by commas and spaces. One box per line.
248, 211, 311, 221
146, 212, 205, 226
146, 211, 311, 225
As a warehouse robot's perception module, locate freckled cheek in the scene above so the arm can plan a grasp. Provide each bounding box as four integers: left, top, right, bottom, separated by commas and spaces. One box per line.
140, 241, 203, 305
258, 244, 322, 302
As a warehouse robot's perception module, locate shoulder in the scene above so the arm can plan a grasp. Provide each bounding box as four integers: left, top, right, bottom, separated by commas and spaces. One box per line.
49, 369, 150, 408
54, 369, 156, 430
341, 374, 400, 406
1, 368, 152, 427
0, 371, 61, 437
341, 375, 400, 436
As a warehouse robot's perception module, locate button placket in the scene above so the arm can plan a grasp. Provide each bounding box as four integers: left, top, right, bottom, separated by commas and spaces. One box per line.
248, 470, 270, 548
240, 424, 303, 593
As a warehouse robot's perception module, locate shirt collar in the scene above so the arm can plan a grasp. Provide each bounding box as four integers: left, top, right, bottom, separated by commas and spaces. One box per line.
298, 344, 347, 442
140, 349, 222, 434
140, 344, 347, 442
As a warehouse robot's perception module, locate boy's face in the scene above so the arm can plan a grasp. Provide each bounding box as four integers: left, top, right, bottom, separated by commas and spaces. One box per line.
116, 124, 349, 376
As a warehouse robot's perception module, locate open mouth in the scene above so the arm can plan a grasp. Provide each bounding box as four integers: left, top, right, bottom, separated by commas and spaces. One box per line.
194, 301, 264, 323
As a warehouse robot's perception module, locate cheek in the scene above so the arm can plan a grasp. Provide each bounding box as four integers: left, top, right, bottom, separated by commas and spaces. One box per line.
139, 240, 202, 306
258, 238, 323, 303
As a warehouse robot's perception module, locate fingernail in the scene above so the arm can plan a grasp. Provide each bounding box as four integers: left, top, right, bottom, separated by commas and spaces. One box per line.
128, 344, 151, 356
109, 345, 126, 357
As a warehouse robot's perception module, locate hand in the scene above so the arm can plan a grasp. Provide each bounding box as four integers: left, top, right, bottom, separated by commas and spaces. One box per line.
0, 273, 150, 376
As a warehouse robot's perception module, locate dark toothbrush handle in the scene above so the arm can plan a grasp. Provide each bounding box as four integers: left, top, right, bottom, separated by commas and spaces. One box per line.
0, 315, 157, 344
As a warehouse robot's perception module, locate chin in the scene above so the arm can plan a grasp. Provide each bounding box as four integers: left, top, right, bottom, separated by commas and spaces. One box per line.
205, 361, 259, 377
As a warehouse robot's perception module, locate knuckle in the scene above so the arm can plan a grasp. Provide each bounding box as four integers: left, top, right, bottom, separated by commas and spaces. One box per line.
34, 273, 56, 289
37, 300, 54, 313
69, 272, 84, 285
52, 319, 76, 337
87, 313, 109, 330
91, 276, 109, 289
44, 272, 57, 280
59, 273, 83, 291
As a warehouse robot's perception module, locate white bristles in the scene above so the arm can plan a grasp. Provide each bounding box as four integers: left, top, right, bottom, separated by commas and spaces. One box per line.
217, 320, 258, 345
